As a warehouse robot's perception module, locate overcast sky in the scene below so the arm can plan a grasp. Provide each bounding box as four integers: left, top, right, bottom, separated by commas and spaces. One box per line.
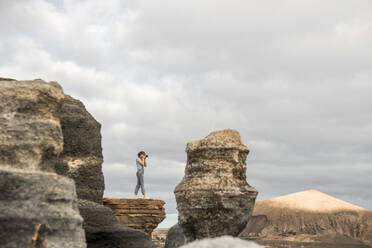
1, 0, 371, 228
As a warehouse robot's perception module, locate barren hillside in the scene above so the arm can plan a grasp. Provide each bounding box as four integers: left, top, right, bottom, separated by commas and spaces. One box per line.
240, 190, 372, 246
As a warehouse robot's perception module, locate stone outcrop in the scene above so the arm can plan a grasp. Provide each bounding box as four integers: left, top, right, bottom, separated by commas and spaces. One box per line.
55, 94, 105, 204
103, 198, 166, 236
0, 79, 86, 248
164, 224, 186, 248
55, 93, 155, 248
174, 129, 258, 242
180, 236, 262, 248
238, 215, 267, 239
239, 190, 372, 247
152, 229, 168, 247
79, 200, 155, 248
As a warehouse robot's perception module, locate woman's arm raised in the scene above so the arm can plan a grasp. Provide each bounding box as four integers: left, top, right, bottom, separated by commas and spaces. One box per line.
137, 158, 145, 166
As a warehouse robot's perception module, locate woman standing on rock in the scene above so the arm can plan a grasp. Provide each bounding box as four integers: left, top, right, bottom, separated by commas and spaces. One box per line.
134, 151, 148, 199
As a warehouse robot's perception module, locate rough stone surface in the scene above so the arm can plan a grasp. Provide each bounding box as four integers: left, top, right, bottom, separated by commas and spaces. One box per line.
55, 94, 104, 204
54, 93, 155, 248
180, 236, 262, 248
238, 215, 268, 239
164, 224, 186, 248
152, 229, 167, 247
80, 200, 156, 248
240, 190, 372, 247
103, 198, 166, 236
0, 79, 65, 172
174, 129, 258, 242
0, 79, 86, 248
0, 169, 87, 248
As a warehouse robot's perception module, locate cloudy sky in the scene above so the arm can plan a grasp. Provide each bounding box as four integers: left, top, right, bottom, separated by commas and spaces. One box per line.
1, 0, 371, 228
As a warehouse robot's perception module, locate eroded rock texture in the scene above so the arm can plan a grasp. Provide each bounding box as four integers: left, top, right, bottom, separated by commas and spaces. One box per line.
103, 198, 166, 236
164, 224, 186, 248
79, 200, 156, 248
0, 79, 86, 248
152, 229, 168, 247
56, 94, 104, 204
55, 94, 155, 248
174, 129, 258, 242
0, 79, 64, 172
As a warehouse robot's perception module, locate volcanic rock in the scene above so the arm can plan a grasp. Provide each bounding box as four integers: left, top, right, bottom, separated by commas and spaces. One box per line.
174, 129, 258, 242
0, 79, 64, 172
79, 200, 155, 248
55, 94, 104, 204
164, 224, 186, 248
238, 215, 268, 239
240, 189, 372, 246
103, 198, 166, 236
0, 79, 86, 248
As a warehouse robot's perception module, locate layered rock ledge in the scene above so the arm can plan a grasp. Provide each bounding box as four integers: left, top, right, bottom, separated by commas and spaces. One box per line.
103, 198, 166, 236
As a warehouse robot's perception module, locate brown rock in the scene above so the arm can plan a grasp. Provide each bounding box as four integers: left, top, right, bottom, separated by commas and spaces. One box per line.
152, 229, 168, 247
0, 79, 86, 248
103, 198, 166, 236
174, 129, 258, 242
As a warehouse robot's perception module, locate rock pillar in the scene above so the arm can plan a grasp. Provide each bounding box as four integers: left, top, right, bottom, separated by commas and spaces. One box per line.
174, 129, 258, 242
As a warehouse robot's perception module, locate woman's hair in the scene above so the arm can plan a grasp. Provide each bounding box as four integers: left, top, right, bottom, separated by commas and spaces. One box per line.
138, 151, 146, 157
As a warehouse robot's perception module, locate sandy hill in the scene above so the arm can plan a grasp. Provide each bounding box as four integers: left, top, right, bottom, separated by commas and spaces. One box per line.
239, 189, 372, 247
256, 189, 365, 212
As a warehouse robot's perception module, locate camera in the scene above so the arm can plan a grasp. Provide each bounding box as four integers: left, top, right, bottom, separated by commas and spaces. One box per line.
145, 154, 149, 158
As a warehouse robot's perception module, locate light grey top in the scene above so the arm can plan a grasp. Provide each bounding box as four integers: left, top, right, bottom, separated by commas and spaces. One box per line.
136, 158, 144, 173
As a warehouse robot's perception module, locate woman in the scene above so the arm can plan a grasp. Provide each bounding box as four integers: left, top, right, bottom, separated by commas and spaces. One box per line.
134, 151, 147, 198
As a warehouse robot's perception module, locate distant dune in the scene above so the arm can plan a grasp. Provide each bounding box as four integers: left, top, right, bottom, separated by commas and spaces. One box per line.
255, 189, 365, 212
239, 189, 372, 246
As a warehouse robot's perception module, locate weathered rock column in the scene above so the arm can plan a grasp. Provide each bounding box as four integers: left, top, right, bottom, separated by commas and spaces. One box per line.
103, 198, 166, 235
174, 129, 258, 242
0, 79, 86, 248
55, 94, 105, 204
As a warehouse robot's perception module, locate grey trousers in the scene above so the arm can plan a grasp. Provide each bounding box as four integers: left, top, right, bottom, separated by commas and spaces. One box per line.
134, 171, 146, 195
